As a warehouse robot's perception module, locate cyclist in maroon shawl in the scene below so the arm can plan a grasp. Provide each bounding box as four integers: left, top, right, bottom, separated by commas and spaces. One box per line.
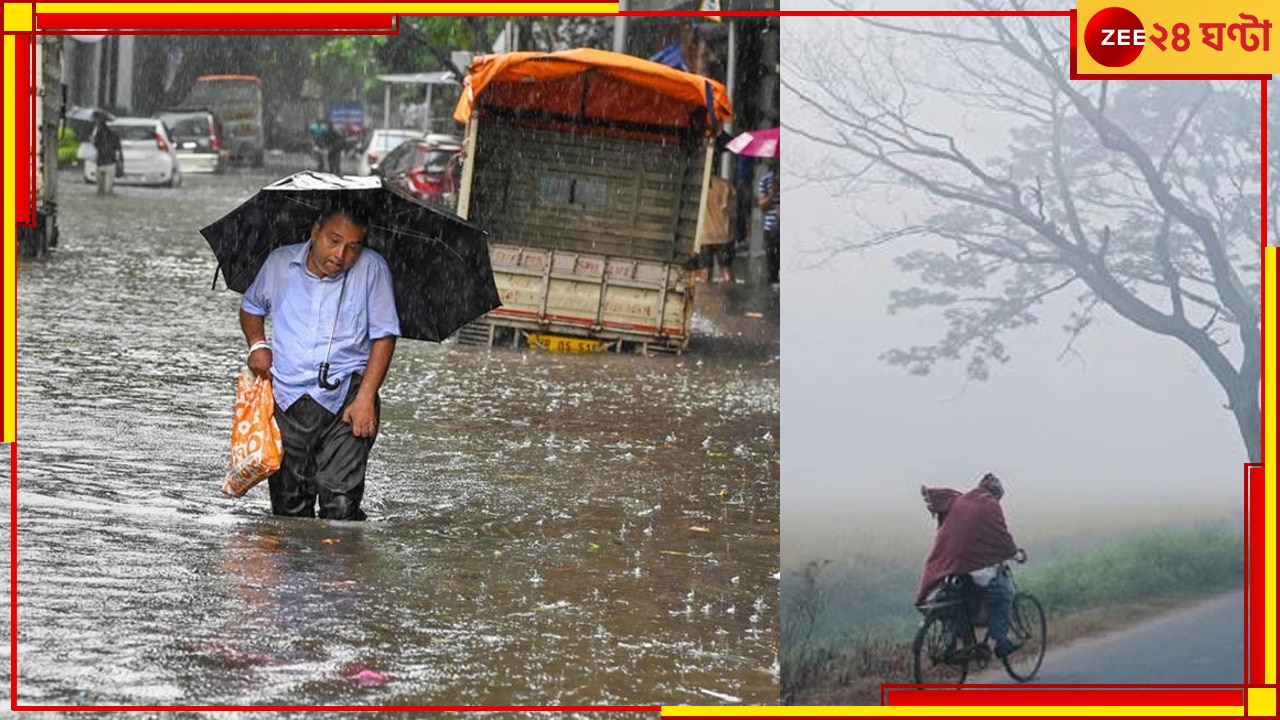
917, 473, 1024, 658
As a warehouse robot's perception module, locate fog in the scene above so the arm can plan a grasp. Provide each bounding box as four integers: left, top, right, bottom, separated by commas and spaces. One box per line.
779, 4, 1251, 569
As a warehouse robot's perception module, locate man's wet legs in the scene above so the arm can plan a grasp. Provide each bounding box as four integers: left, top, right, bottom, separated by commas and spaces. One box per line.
96, 164, 114, 195
268, 380, 377, 521
314, 386, 377, 521
269, 395, 327, 517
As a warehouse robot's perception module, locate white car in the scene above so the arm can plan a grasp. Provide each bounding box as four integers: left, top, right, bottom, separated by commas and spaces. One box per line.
356, 129, 423, 176
83, 117, 182, 188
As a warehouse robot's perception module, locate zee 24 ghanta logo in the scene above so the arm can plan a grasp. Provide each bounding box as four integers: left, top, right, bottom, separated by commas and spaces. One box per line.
1084, 6, 1272, 67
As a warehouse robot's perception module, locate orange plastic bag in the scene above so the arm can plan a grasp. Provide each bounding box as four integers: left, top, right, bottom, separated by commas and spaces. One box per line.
221, 371, 283, 497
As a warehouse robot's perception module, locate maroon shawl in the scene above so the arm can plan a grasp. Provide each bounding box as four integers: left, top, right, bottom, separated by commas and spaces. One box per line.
916, 486, 1018, 604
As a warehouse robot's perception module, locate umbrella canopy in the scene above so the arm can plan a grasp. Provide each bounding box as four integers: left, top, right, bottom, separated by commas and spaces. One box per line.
200, 171, 501, 342
65, 105, 114, 139
726, 127, 779, 158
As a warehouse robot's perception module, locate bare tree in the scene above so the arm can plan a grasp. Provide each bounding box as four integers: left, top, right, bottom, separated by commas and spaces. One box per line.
784, 2, 1265, 462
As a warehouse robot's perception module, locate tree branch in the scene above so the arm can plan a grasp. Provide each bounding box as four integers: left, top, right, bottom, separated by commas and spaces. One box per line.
1152, 214, 1186, 320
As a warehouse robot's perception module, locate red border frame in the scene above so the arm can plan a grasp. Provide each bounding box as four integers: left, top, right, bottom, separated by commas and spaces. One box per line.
8, 3, 1267, 715
1248, 464, 1264, 686
35, 13, 401, 32
9, 9, 670, 714
16, 33, 31, 227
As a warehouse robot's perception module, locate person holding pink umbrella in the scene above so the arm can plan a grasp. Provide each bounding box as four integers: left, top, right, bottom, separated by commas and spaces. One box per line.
727, 127, 780, 289
757, 158, 780, 289
726, 126, 779, 159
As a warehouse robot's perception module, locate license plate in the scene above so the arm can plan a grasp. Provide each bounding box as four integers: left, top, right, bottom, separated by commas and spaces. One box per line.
526, 334, 609, 353
181, 141, 197, 149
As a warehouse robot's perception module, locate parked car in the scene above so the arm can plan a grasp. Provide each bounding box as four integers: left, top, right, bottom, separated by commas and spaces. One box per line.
82, 117, 182, 188
377, 136, 463, 209
156, 110, 226, 174
356, 128, 423, 176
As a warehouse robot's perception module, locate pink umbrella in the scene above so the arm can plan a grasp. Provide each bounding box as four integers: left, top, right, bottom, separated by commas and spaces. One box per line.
725, 127, 779, 158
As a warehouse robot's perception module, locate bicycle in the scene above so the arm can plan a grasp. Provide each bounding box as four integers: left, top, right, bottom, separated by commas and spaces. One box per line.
911, 552, 1046, 686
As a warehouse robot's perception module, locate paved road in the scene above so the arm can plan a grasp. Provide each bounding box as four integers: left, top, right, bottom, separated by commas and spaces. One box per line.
978, 592, 1245, 685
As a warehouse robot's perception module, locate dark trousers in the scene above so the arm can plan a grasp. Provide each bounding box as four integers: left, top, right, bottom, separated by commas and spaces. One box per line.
764, 226, 780, 284
699, 243, 735, 278
269, 375, 378, 521
983, 570, 1014, 645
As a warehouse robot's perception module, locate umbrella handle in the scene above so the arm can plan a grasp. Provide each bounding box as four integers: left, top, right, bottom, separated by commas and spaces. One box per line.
316, 272, 349, 391
318, 362, 342, 390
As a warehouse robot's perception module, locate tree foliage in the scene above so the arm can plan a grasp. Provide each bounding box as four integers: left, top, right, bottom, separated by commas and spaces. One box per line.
308, 17, 613, 103
783, 2, 1266, 461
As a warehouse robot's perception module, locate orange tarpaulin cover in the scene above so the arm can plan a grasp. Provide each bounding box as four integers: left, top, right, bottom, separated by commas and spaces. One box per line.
453, 48, 732, 130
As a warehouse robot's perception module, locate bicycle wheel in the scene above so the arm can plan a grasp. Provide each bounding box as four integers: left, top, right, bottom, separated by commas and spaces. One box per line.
1002, 592, 1046, 682
912, 612, 969, 686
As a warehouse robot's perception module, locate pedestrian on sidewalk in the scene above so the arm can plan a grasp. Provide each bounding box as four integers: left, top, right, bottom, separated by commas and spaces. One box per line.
757, 160, 780, 288
323, 121, 345, 175
308, 118, 327, 171
697, 173, 737, 284
92, 113, 123, 196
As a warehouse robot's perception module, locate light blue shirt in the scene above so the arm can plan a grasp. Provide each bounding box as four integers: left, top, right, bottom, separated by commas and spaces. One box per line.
242, 240, 401, 414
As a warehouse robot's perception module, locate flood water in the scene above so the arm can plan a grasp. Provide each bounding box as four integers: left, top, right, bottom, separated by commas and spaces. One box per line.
6, 161, 780, 710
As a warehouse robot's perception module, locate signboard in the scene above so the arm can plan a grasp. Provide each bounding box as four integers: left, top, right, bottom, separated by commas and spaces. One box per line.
1075, 0, 1278, 76
328, 100, 365, 124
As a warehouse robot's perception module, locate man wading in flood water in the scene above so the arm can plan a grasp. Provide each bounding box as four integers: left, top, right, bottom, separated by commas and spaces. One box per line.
239, 205, 400, 521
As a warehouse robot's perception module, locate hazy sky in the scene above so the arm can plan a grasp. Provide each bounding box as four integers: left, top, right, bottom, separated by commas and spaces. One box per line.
778, 5, 1251, 543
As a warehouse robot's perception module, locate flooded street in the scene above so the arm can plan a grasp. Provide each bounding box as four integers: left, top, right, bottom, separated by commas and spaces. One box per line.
8, 161, 780, 708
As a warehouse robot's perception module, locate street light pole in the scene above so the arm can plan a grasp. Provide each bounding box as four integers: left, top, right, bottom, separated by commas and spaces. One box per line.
613, 0, 629, 54
425, 83, 434, 133
722, 18, 737, 180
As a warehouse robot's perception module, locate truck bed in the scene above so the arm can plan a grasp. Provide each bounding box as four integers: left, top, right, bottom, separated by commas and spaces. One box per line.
469, 123, 703, 264
463, 244, 692, 353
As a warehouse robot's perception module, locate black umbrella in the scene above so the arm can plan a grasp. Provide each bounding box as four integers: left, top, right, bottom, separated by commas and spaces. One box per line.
200, 171, 501, 343
65, 105, 114, 138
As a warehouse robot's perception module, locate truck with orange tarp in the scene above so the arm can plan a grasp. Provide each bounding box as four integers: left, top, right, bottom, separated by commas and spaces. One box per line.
451, 48, 732, 354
